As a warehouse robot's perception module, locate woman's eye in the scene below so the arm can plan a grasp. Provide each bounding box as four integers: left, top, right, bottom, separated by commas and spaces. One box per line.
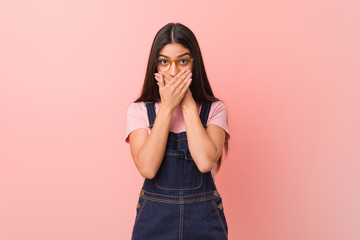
159, 60, 168, 65
179, 59, 189, 64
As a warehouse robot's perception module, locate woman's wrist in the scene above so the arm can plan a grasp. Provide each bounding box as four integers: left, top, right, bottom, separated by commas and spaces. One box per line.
181, 99, 196, 113
158, 103, 176, 115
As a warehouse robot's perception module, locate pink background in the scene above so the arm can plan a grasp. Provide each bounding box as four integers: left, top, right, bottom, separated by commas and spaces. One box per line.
1, 0, 359, 239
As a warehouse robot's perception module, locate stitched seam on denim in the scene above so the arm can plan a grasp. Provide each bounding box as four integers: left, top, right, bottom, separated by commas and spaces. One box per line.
164, 153, 193, 160
179, 205, 181, 240
134, 199, 147, 225
179, 204, 183, 240
141, 195, 219, 204
167, 138, 187, 141
211, 199, 228, 238
155, 173, 202, 190
165, 153, 184, 156
143, 189, 215, 197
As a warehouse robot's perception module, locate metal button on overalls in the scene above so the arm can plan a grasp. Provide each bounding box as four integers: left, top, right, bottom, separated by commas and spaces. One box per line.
131, 102, 228, 240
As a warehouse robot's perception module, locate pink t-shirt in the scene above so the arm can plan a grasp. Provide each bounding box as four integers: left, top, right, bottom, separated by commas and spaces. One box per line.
125, 101, 230, 143
125, 100, 230, 179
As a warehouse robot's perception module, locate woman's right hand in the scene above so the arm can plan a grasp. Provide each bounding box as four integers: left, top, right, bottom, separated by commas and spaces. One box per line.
154, 70, 192, 112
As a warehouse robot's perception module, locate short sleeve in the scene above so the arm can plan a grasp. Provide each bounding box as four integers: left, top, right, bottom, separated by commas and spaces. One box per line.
207, 101, 230, 141
125, 102, 149, 144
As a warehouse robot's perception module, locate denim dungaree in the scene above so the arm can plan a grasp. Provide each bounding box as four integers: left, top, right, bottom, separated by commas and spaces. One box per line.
131, 102, 228, 240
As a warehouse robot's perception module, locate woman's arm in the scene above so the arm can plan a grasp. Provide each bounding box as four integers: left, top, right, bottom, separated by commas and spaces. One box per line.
129, 105, 173, 179
129, 70, 192, 179
181, 98, 226, 173
159, 71, 226, 173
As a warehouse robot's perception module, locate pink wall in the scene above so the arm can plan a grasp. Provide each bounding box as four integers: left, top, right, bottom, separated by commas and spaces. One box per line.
1, 0, 359, 239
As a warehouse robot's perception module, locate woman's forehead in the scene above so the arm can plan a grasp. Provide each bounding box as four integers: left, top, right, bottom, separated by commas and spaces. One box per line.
159, 43, 190, 57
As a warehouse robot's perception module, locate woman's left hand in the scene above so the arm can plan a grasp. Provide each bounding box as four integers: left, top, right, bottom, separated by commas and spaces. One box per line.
158, 71, 195, 108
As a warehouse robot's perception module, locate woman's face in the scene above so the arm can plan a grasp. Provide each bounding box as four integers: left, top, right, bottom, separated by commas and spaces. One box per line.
157, 43, 193, 77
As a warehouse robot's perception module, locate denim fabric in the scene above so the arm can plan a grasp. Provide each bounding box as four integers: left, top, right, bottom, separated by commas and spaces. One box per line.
131, 102, 228, 240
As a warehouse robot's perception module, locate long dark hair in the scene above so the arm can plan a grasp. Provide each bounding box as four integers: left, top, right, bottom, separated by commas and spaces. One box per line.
135, 22, 228, 173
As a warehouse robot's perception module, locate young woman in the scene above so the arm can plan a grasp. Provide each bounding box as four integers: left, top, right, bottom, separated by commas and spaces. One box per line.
125, 22, 230, 240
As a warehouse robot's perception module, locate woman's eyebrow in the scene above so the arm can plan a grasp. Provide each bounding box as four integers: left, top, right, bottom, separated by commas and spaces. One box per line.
158, 53, 191, 58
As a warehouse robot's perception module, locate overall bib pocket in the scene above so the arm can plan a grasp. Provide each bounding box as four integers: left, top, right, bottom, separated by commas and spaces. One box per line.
155, 151, 203, 190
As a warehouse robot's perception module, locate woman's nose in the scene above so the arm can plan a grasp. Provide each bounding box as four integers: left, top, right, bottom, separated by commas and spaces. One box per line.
169, 61, 179, 76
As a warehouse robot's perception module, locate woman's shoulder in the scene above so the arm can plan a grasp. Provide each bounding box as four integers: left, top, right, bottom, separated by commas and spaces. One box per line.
209, 100, 228, 113
208, 100, 230, 141
126, 101, 147, 116
127, 101, 162, 115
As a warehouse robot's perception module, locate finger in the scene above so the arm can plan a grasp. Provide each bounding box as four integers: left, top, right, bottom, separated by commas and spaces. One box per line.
155, 73, 167, 85
159, 73, 172, 86
161, 70, 186, 86
174, 70, 192, 90
155, 75, 165, 88
160, 70, 190, 92
177, 72, 191, 92
160, 74, 172, 85
180, 78, 192, 96
158, 72, 172, 85
159, 71, 173, 80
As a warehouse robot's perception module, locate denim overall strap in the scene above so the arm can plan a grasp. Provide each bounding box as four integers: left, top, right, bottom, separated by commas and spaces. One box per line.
145, 102, 156, 129
199, 102, 212, 128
